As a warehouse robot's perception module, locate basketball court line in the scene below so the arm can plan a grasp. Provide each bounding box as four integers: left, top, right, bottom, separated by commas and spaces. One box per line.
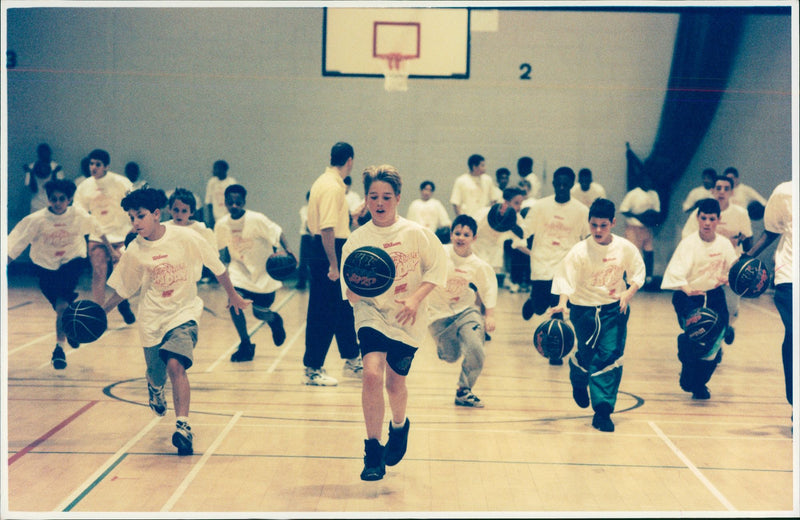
160, 411, 243, 512
204, 290, 297, 373
56, 415, 162, 512
8, 331, 55, 355
648, 420, 737, 511
7, 400, 98, 465
265, 322, 305, 375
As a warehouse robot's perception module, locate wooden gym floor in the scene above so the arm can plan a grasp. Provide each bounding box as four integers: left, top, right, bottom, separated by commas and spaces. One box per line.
2, 269, 798, 518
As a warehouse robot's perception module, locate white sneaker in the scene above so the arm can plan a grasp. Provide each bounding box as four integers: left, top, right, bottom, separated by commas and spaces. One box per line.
304, 367, 338, 386
343, 357, 363, 379
508, 283, 520, 293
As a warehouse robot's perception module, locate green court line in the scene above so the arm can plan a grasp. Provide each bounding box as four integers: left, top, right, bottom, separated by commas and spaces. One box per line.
62, 453, 128, 512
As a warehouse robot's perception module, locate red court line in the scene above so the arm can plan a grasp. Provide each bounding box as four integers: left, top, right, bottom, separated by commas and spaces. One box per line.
8, 400, 99, 465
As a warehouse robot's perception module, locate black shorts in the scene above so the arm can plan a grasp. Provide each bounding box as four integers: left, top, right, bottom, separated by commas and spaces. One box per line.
234, 287, 276, 308
358, 327, 418, 376
35, 257, 86, 309
528, 279, 558, 315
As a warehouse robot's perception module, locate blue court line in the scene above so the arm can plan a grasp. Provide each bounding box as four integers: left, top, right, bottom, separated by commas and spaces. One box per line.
62, 453, 128, 511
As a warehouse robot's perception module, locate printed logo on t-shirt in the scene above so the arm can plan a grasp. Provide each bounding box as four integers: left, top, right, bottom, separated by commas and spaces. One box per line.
43, 229, 75, 249
151, 262, 189, 297
389, 250, 420, 281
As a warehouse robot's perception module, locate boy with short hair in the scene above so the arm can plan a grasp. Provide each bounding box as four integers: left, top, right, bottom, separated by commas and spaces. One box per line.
550, 198, 645, 432
662, 198, 738, 401
215, 184, 291, 361
570, 168, 607, 208
204, 159, 237, 229
427, 214, 498, 408
8, 179, 103, 368
406, 180, 451, 233
102, 187, 250, 455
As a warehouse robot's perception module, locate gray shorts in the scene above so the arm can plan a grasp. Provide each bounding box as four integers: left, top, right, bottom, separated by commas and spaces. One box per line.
143, 321, 198, 386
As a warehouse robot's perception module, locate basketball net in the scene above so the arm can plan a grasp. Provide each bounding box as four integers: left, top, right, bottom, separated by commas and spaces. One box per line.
382, 53, 409, 92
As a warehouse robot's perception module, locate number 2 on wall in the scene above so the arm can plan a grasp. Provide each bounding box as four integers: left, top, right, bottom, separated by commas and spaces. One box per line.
519, 63, 531, 80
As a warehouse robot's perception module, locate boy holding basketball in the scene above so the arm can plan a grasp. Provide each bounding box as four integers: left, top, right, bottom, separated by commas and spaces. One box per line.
427, 214, 498, 408
342, 165, 447, 481
550, 198, 645, 432
8, 179, 104, 369
662, 198, 738, 400
102, 187, 249, 455
215, 184, 292, 361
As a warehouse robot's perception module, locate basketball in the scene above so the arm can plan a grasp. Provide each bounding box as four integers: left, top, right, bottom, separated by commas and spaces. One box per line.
728, 256, 771, 298
342, 246, 395, 298
487, 203, 516, 233
682, 307, 723, 345
61, 300, 108, 344
266, 251, 297, 281
533, 318, 576, 361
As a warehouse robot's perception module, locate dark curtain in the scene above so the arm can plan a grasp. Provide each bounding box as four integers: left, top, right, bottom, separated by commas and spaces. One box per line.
627, 10, 745, 224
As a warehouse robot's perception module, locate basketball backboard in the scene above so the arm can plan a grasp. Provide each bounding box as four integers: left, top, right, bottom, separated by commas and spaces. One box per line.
322, 7, 470, 79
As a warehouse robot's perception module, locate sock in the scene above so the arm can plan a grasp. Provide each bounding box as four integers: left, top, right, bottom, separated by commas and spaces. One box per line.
391, 418, 406, 430
176, 416, 189, 425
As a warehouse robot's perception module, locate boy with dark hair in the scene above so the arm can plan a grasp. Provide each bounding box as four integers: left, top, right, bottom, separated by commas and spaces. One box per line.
682, 168, 716, 213
662, 198, 738, 400
204, 159, 237, 229
406, 180, 451, 233
450, 153, 493, 217
570, 168, 607, 208
102, 187, 250, 455
8, 179, 103, 368
428, 214, 498, 408
215, 184, 291, 361
73, 148, 136, 324
518, 167, 589, 328
550, 198, 645, 432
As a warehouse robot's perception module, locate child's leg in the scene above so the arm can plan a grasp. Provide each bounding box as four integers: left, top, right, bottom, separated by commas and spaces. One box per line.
166, 357, 191, 418
54, 299, 70, 345
88, 242, 110, 303
361, 351, 387, 440
385, 368, 408, 426
228, 305, 250, 344
456, 319, 486, 391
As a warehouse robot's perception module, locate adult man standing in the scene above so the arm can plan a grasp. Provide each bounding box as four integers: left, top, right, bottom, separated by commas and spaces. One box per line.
303, 142, 362, 386
450, 154, 495, 217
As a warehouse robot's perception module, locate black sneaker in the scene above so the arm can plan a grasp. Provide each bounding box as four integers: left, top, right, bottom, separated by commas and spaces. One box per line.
360, 439, 385, 481
117, 300, 136, 325
67, 336, 80, 349
266, 312, 286, 347
51, 345, 67, 370
724, 326, 735, 345
384, 418, 410, 466
230, 343, 255, 362
172, 420, 193, 455
592, 410, 615, 432
692, 386, 711, 400
571, 382, 590, 408
522, 298, 535, 321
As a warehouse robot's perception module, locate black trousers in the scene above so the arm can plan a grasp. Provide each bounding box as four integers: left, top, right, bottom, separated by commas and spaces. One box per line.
774, 283, 793, 405
303, 236, 359, 369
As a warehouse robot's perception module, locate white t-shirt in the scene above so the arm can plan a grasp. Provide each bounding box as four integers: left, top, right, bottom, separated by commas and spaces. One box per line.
204, 176, 238, 220
299, 204, 310, 236
682, 204, 752, 253
682, 185, 713, 212
661, 233, 738, 293
619, 187, 660, 227
164, 219, 217, 251
472, 205, 520, 270
450, 173, 495, 217
763, 181, 793, 285
215, 210, 283, 293
570, 182, 606, 208
7, 206, 98, 270
552, 234, 645, 307
731, 183, 767, 209
520, 196, 590, 280
73, 172, 133, 242
108, 225, 226, 347
427, 244, 497, 322
406, 198, 451, 232
341, 217, 448, 348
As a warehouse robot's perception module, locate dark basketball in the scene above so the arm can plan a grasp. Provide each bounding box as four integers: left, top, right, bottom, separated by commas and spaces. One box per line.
747, 200, 765, 221
683, 307, 723, 346
487, 203, 516, 233
435, 226, 451, 244
61, 300, 108, 344
533, 318, 576, 361
266, 251, 297, 281
342, 246, 395, 298
728, 256, 771, 298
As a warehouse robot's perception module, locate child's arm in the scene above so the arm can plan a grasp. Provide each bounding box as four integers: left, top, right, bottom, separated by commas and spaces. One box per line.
616, 283, 640, 313
483, 307, 496, 333
395, 281, 437, 326
102, 291, 125, 313
549, 293, 569, 317
214, 270, 251, 314
277, 232, 294, 256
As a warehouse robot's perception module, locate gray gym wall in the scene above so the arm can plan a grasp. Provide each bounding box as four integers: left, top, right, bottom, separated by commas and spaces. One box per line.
4, 7, 793, 274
